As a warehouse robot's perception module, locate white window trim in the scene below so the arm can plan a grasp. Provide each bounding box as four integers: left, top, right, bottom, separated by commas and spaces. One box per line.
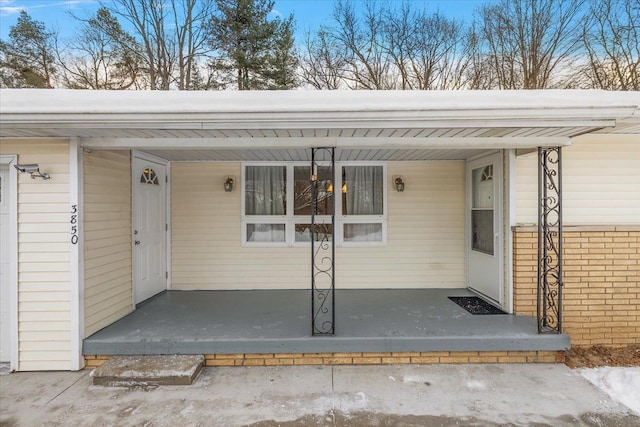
241, 161, 387, 247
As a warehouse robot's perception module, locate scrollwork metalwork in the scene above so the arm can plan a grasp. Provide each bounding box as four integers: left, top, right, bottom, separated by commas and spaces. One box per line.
537, 147, 563, 333
311, 148, 335, 335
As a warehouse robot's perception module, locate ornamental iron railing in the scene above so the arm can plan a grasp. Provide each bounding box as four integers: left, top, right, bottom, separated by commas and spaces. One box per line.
311, 148, 335, 335
537, 147, 563, 333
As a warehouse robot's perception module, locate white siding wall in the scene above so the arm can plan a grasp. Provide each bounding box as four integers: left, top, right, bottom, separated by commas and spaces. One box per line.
0, 140, 71, 371
171, 161, 465, 290
83, 150, 132, 337
516, 134, 640, 225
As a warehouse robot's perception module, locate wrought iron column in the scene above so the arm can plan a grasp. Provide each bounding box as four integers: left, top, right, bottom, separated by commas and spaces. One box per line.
311, 148, 335, 335
537, 147, 563, 333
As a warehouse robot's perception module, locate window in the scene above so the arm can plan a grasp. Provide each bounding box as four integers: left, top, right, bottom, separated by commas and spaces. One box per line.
341, 165, 385, 244
471, 165, 494, 255
243, 165, 287, 244
140, 168, 159, 185
242, 163, 386, 246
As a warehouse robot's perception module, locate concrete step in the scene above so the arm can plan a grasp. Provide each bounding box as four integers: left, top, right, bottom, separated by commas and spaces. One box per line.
90, 355, 204, 387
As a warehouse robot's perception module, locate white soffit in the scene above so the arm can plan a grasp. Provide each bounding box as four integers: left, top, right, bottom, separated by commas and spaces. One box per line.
139, 148, 491, 162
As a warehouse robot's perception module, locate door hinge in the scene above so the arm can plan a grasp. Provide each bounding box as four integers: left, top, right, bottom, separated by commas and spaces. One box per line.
165, 175, 168, 183
166, 271, 169, 279
166, 223, 168, 231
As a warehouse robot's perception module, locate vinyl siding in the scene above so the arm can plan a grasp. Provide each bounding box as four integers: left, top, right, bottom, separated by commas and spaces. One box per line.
171, 161, 465, 290
0, 139, 72, 371
83, 150, 132, 337
516, 134, 640, 225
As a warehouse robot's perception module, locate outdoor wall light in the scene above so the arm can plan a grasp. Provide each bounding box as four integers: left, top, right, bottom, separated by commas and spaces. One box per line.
394, 176, 405, 192
14, 164, 50, 180
224, 176, 235, 192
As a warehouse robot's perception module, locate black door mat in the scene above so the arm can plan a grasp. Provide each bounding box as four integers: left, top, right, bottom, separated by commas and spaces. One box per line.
448, 296, 507, 315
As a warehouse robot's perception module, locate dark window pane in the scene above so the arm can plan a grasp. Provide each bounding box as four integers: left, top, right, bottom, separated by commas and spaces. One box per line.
294, 166, 333, 216
140, 168, 159, 185
472, 210, 494, 255
295, 223, 333, 242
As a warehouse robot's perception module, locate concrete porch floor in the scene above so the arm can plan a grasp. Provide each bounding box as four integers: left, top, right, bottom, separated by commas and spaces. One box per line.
82, 289, 569, 355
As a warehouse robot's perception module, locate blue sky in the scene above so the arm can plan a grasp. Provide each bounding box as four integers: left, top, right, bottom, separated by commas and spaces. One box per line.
0, 0, 493, 41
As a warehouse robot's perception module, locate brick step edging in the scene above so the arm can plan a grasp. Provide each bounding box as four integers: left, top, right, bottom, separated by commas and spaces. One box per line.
85, 351, 564, 368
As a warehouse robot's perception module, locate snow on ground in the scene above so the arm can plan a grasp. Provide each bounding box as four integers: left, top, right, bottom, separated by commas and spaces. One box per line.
578, 367, 640, 415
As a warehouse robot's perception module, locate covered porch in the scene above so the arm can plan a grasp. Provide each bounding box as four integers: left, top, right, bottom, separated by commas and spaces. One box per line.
3, 90, 637, 370
83, 289, 569, 356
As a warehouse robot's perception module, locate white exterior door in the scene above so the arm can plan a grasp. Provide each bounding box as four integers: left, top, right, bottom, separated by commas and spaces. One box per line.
467, 152, 503, 304
0, 165, 10, 361
132, 155, 167, 304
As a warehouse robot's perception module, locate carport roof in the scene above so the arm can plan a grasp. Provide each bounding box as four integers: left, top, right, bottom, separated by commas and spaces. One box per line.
1, 89, 638, 161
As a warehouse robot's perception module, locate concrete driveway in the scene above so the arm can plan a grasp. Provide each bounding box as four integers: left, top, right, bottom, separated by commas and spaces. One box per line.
1, 364, 638, 426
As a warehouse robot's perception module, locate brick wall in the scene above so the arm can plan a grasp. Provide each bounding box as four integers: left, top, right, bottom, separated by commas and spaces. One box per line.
85, 351, 563, 368
513, 226, 640, 347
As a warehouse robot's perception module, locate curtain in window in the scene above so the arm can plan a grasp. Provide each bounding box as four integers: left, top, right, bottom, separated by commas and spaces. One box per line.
343, 166, 383, 215
245, 166, 286, 215
247, 224, 286, 242
343, 223, 382, 242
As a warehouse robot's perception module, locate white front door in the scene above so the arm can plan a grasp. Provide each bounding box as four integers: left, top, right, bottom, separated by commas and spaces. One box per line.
132, 155, 168, 304
0, 165, 11, 361
467, 152, 503, 304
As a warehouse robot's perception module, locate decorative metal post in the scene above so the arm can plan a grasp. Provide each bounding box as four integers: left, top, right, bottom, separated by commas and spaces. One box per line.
537, 147, 563, 333
311, 148, 335, 335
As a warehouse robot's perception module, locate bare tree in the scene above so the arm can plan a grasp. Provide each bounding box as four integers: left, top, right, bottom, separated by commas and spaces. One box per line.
388, 8, 471, 89
58, 8, 141, 89
110, 0, 171, 89
171, 0, 216, 90
478, 0, 586, 89
300, 29, 348, 89
330, 0, 396, 89
463, 25, 498, 89
103, 0, 214, 90
580, 0, 639, 90
300, 0, 473, 90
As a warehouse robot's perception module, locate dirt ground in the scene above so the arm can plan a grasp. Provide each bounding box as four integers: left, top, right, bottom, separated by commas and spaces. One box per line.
563, 345, 640, 368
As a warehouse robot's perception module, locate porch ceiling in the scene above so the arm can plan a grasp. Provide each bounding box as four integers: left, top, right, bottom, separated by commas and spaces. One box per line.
138, 147, 491, 162
1, 89, 637, 162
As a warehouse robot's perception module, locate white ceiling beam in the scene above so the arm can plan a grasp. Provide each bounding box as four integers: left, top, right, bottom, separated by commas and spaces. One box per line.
80, 136, 572, 150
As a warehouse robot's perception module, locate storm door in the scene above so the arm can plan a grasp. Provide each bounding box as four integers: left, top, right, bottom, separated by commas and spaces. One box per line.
467, 152, 503, 304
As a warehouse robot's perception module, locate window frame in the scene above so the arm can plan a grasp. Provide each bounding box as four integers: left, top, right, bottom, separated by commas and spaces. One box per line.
241, 161, 387, 247
337, 162, 388, 247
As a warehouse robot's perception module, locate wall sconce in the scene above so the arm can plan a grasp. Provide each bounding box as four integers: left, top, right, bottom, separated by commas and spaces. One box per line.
14, 164, 50, 180
393, 175, 405, 192
224, 176, 235, 192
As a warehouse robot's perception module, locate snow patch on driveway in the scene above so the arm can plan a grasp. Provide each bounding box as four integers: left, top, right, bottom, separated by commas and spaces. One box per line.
578, 367, 640, 415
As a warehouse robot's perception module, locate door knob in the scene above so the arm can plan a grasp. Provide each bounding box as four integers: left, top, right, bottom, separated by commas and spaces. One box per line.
135, 240, 141, 245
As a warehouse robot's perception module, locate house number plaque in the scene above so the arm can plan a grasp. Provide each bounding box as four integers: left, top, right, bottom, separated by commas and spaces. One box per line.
70, 204, 79, 245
